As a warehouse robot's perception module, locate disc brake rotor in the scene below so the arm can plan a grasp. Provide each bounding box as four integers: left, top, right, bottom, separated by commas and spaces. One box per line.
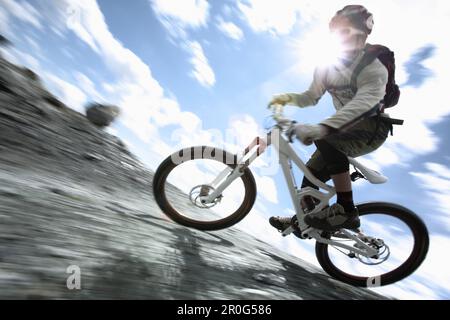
331, 231, 391, 266
189, 185, 222, 208
355, 237, 390, 265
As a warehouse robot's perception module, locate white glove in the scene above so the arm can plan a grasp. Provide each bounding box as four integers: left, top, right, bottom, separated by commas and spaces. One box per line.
267, 93, 295, 109
289, 124, 330, 146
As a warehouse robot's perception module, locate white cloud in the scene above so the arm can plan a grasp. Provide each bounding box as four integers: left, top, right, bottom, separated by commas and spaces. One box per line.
411, 162, 450, 231
0, 47, 40, 71
66, 11, 100, 53
38, 0, 176, 149
150, 0, 210, 38
414, 234, 450, 298
74, 72, 105, 101
361, 2, 450, 166
412, 170, 450, 192
255, 175, 278, 203
217, 17, 244, 41
59, 1, 163, 98
368, 145, 403, 168
150, 1, 216, 88
372, 234, 450, 300
186, 41, 216, 88
227, 114, 261, 148
0, 7, 11, 37
43, 73, 87, 113
426, 163, 450, 179
150, 0, 209, 28
0, 0, 42, 30
237, 0, 299, 36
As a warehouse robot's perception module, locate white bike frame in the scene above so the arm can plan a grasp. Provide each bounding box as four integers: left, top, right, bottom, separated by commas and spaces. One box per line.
200, 120, 379, 258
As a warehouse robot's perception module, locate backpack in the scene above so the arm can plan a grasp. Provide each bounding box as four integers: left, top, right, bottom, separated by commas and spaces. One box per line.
325, 44, 404, 141
351, 44, 400, 110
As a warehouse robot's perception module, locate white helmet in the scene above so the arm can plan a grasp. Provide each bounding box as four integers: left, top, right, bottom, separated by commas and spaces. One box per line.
329, 5, 374, 35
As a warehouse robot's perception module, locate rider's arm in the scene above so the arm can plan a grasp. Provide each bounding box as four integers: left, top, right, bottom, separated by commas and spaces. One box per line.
287, 67, 327, 108
319, 59, 388, 130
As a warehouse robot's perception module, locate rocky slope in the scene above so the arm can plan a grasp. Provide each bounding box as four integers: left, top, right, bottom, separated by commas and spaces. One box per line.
0, 54, 385, 299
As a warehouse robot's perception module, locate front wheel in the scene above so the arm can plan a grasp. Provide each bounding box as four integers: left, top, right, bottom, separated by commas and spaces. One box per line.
152, 146, 257, 231
315, 202, 429, 287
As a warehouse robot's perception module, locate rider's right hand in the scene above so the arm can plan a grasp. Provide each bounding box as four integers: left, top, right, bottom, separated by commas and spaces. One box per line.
267, 93, 293, 109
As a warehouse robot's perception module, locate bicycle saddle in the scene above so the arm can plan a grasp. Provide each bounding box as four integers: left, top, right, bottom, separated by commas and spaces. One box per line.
348, 157, 388, 184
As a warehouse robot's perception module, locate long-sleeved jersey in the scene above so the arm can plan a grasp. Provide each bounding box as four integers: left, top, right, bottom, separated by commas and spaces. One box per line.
287, 47, 389, 130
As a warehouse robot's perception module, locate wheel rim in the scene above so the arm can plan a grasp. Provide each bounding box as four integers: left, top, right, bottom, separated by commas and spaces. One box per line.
316, 203, 429, 287
161, 158, 250, 224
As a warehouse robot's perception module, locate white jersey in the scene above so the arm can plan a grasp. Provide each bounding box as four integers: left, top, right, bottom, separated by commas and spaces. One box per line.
287, 46, 389, 130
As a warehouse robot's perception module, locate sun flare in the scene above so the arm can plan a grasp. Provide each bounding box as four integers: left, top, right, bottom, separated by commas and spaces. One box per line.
291, 26, 346, 73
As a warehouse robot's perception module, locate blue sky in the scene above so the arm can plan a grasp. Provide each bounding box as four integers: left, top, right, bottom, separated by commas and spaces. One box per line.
1, 0, 449, 299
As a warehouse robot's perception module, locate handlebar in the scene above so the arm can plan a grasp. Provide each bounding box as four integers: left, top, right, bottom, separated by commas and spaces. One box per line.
268, 104, 298, 143
270, 104, 295, 130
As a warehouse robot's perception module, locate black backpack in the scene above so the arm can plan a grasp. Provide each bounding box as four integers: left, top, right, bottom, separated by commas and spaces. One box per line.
351, 44, 400, 110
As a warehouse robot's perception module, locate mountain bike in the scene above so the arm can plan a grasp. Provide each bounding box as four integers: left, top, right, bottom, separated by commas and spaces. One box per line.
152, 105, 429, 287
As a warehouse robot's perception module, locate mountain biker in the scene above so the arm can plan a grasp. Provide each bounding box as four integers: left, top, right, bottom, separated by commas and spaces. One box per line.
269, 5, 395, 232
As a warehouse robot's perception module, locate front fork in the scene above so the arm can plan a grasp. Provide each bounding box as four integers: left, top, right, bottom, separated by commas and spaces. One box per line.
200, 135, 270, 204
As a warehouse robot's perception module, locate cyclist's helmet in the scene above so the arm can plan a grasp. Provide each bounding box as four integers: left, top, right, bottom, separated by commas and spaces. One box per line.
329, 5, 374, 35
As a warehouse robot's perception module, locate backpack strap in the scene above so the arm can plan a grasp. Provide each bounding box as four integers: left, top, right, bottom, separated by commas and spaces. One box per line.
350, 44, 387, 92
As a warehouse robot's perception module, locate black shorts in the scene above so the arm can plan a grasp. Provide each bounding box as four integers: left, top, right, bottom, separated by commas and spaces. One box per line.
306, 116, 391, 175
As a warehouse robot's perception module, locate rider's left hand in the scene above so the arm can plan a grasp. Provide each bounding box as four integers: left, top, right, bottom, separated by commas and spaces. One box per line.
290, 124, 330, 145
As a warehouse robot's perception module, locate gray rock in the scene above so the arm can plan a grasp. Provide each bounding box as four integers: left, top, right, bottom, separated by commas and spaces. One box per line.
85, 103, 120, 127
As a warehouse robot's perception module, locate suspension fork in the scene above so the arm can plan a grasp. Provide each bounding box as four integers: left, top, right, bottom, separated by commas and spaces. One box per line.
200, 134, 271, 203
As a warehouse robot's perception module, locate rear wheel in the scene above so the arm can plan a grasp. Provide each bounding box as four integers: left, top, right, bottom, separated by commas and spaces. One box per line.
152, 146, 257, 231
315, 202, 429, 287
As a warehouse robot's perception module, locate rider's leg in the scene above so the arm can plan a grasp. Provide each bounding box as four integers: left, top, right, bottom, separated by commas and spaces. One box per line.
331, 171, 355, 213
300, 141, 357, 212
300, 163, 330, 210
302, 139, 360, 231
314, 138, 355, 210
